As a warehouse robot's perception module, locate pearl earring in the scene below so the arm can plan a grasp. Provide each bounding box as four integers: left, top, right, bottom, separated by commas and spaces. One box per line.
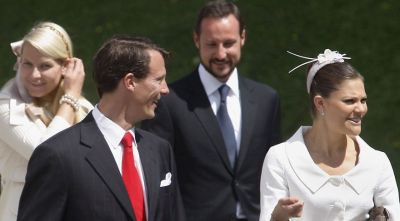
321, 111, 325, 116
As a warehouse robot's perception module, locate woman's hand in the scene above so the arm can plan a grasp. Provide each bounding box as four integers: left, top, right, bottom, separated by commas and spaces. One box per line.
62, 58, 85, 98
271, 197, 304, 221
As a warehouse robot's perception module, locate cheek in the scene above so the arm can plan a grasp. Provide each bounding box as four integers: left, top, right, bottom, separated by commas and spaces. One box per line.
199, 47, 212, 57
48, 68, 62, 80
231, 48, 241, 59
139, 85, 159, 102
19, 70, 32, 86
148, 85, 161, 97
43, 70, 62, 87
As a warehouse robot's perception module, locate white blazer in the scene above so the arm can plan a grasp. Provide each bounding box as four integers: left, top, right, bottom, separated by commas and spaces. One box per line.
0, 78, 93, 221
260, 126, 400, 221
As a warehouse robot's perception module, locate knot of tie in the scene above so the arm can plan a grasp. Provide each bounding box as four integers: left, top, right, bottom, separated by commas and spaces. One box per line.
121, 132, 133, 149
218, 84, 230, 104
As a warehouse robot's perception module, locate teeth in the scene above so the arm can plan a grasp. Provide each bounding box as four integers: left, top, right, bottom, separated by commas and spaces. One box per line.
349, 118, 361, 123
213, 60, 228, 64
32, 81, 43, 86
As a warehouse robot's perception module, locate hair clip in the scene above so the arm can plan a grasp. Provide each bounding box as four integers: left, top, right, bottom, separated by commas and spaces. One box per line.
287, 49, 351, 93
40, 25, 71, 58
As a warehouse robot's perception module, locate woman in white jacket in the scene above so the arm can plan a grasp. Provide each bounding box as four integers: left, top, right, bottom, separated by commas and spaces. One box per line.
0, 21, 93, 221
260, 49, 400, 220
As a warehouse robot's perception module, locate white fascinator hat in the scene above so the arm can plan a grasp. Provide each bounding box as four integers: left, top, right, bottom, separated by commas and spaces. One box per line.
287, 49, 351, 93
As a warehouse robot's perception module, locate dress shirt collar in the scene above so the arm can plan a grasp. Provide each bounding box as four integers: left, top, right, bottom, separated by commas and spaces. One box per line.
92, 105, 135, 149
198, 64, 239, 97
286, 126, 377, 195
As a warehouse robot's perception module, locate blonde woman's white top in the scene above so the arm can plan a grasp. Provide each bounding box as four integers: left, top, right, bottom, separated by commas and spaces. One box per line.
0, 78, 93, 221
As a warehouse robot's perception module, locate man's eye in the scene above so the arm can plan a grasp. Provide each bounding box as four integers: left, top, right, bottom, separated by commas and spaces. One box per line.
224, 42, 235, 48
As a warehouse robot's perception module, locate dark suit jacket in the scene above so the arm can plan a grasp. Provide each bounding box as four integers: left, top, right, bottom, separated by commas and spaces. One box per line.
17, 113, 185, 221
141, 70, 281, 221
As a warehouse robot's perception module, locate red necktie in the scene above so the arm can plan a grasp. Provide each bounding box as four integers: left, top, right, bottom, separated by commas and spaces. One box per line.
121, 132, 146, 221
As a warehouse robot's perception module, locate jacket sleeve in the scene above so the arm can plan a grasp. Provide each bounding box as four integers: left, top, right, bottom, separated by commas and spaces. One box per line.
17, 143, 68, 221
373, 152, 400, 220
259, 144, 288, 221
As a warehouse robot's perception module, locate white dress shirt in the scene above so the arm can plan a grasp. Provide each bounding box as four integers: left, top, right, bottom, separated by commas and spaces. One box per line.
198, 64, 245, 218
92, 106, 148, 217
260, 126, 400, 221
198, 64, 242, 152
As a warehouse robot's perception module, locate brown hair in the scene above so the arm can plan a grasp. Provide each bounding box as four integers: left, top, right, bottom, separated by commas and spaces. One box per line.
194, 0, 245, 35
92, 35, 169, 97
308, 62, 364, 116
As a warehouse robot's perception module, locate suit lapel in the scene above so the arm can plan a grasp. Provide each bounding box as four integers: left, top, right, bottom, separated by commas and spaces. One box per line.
185, 72, 233, 173
135, 129, 159, 221
236, 78, 258, 170
80, 114, 136, 221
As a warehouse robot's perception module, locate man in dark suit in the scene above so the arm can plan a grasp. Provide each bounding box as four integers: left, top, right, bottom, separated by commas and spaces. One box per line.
17, 36, 185, 221
141, 1, 281, 221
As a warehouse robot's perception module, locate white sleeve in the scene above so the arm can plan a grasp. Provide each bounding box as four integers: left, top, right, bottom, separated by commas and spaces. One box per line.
260, 144, 289, 221
374, 152, 400, 220
42, 116, 71, 141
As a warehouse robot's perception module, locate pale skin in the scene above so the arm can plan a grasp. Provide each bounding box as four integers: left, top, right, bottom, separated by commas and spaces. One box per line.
55, 58, 85, 124
271, 78, 368, 220
193, 14, 246, 83
19, 42, 85, 125
97, 49, 169, 131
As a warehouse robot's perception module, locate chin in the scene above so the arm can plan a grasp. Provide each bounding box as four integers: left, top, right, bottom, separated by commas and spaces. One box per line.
145, 112, 156, 120
346, 128, 362, 137
28, 92, 45, 98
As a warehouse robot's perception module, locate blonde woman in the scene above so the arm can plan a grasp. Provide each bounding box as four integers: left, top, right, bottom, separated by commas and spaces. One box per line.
0, 21, 93, 221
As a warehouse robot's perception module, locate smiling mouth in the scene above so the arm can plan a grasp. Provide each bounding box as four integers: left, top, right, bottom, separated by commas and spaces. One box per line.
153, 99, 160, 106
348, 117, 362, 124
211, 59, 230, 66
31, 81, 44, 86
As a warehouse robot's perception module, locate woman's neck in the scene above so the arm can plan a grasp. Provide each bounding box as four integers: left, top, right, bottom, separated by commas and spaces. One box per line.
304, 124, 360, 176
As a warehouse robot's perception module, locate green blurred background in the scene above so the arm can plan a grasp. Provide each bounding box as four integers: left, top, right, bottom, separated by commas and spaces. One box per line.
1, 0, 399, 187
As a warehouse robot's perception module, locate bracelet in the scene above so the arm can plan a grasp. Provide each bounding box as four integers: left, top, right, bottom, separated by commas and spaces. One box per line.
59, 94, 80, 112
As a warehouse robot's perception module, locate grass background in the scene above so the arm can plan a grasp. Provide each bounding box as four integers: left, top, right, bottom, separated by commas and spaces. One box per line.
1, 0, 400, 188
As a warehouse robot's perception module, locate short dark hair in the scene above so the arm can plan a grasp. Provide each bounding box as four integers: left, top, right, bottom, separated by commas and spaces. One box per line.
92, 35, 169, 97
194, 0, 245, 35
309, 62, 364, 116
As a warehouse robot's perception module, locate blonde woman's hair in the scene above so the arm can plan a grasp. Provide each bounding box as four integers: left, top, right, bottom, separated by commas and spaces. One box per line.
20, 22, 87, 124
22, 21, 73, 59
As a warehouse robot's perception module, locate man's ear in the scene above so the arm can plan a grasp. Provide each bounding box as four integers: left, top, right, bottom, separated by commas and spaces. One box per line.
240, 29, 246, 47
193, 31, 200, 49
123, 73, 136, 91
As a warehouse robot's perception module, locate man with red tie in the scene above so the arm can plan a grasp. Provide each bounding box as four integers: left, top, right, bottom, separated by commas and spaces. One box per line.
17, 35, 185, 221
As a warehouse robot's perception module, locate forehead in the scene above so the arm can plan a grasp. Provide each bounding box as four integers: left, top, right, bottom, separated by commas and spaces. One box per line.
199, 14, 241, 37
147, 50, 166, 76
21, 42, 55, 62
332, 78, 366, 96
21, 42, 42, 57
